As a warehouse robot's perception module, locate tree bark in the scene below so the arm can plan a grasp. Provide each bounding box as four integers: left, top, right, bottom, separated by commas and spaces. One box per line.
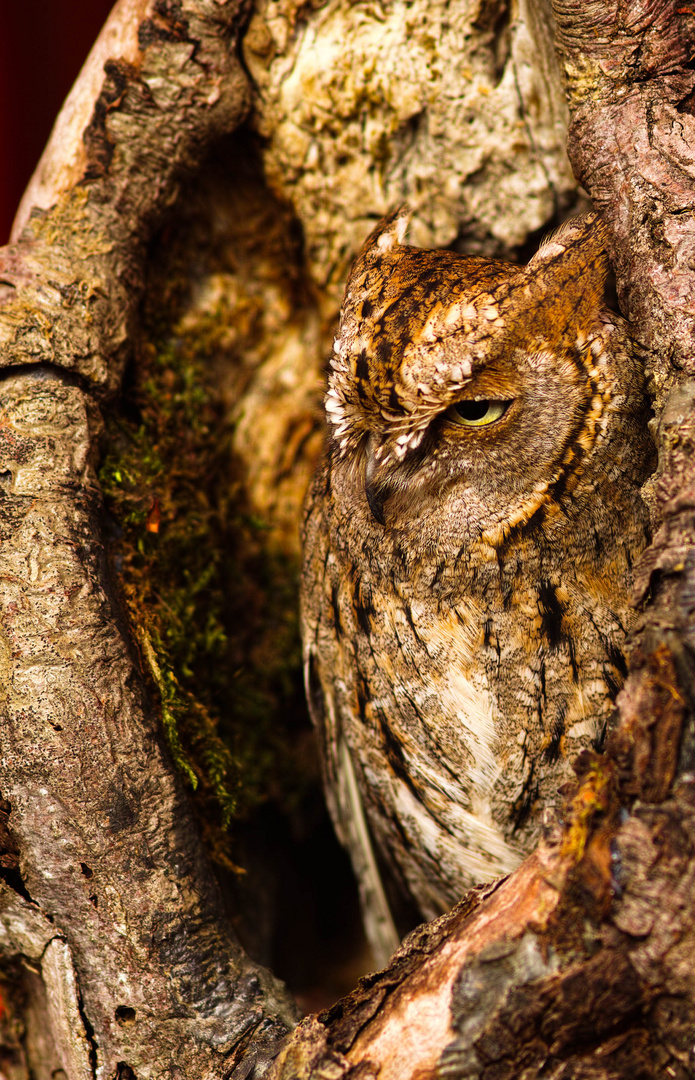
1, 0, 694, 1078
0, 4, 297, 1078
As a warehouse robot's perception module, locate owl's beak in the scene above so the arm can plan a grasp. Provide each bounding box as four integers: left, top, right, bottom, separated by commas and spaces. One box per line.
364, 437, 387, 526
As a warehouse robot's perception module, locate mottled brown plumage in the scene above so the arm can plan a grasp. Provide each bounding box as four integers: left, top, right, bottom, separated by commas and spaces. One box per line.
300, 207, 654, 963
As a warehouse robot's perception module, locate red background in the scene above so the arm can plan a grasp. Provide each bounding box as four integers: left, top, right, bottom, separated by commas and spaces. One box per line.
0, 1, 115, 243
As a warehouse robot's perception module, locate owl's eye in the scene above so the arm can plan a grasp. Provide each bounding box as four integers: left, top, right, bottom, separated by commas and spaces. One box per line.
446, 399, 511, 427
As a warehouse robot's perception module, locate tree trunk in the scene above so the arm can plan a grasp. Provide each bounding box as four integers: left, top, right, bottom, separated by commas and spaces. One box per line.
0, 1, 693, 1078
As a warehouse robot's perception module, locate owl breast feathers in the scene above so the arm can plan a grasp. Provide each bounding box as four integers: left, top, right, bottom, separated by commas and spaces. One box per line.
300, 207, 654, 964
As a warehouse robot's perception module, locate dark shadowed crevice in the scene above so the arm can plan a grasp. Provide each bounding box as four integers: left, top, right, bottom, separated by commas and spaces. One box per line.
0, 799, 35, 907
77, 989, 99, 1080
0, 362, 90, 392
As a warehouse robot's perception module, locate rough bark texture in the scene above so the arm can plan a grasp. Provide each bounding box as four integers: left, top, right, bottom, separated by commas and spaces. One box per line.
1, 0, 695, 1077
0, 366, 296, 1080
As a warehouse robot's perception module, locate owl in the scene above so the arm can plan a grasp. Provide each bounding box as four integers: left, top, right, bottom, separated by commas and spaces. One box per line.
300, 207, 654, 964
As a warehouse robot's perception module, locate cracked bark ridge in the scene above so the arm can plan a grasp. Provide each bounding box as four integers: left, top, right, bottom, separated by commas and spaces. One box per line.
0, 370, 297, 1080
2, 0, 250, 396
552, 0, 695, 399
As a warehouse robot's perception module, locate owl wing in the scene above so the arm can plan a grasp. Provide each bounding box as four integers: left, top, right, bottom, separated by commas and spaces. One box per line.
304, 648, 400, 968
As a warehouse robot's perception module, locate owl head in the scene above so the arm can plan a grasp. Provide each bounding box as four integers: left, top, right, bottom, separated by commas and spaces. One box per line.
325, 207, 620, 532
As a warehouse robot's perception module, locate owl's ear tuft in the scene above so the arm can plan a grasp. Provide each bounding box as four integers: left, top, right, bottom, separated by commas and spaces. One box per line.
520, 213, 611, 347
527, 212, 609, 277
363, 204, 412, 257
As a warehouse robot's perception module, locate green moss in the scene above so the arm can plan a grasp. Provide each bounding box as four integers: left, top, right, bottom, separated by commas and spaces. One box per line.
100, 308, 309, 867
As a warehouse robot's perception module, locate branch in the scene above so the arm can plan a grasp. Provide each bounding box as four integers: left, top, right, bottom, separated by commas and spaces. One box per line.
0, 3, 297, 1077
4, 0, 249, 394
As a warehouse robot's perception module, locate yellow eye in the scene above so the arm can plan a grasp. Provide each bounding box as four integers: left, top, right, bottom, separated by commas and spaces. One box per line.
446, 399, 511, 427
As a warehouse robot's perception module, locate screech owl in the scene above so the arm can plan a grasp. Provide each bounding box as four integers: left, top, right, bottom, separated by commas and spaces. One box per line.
300, 207, 654, 964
